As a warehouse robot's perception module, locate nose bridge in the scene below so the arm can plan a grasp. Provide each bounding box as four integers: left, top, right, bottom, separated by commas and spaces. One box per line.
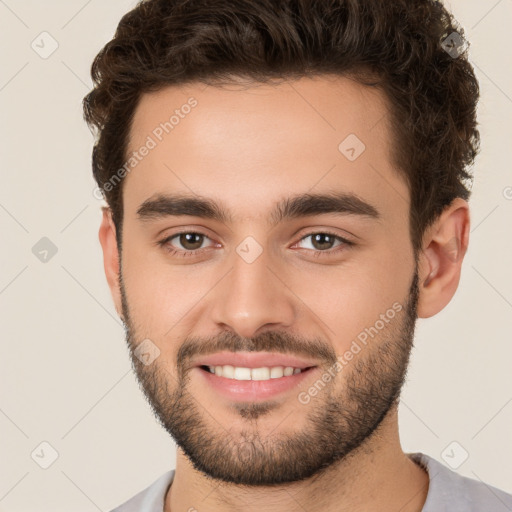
211, 238, 295, 338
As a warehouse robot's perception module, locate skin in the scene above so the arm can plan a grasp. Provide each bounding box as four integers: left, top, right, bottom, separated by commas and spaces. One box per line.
99, 75, 470, 511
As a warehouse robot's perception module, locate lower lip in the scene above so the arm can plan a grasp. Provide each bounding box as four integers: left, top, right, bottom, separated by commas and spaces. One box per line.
195, 366, 317, 402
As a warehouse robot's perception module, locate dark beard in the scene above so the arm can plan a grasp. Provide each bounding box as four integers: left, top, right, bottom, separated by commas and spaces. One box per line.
121, 269, 419, 486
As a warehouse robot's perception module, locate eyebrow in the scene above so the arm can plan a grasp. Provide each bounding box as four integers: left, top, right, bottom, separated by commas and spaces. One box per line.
136, 191, 380, 226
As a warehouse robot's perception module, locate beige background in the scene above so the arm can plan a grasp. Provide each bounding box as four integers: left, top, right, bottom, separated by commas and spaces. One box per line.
1, 0, 511, 510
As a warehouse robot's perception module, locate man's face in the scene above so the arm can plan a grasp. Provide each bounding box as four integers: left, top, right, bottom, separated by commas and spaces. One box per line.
117, 76, 418, 485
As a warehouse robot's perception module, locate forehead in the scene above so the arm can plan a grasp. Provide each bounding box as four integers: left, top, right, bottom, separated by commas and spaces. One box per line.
124, 75, 408, 223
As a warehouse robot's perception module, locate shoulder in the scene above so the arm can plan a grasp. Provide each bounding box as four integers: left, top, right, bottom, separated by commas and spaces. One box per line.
109, 469, 175, 512
409, 452, 512, 512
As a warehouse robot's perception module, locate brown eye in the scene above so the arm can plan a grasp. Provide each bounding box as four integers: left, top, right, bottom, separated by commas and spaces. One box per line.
297, 232, 347, 251
159, 231, 214, 255
293, 231, 355, 258
310, 233, 337, 250
177, 232, 204, 250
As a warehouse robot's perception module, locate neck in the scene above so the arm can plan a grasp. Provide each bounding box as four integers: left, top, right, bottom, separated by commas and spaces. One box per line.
165, 405, 429, 512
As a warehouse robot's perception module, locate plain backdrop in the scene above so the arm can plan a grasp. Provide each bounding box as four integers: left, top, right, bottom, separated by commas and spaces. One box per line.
1, 0, 511, 510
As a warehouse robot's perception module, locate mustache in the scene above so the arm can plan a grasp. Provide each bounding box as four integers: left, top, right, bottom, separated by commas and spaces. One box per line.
176, 330, 338, 371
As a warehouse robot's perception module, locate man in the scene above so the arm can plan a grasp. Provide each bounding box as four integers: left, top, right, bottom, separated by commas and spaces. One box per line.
83, 0, 512, 510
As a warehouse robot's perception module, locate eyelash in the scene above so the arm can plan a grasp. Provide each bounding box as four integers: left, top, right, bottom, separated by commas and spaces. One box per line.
157, 230, 355, 259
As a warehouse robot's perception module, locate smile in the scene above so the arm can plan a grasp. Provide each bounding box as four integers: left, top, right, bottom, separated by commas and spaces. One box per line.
201, 365, 308, 380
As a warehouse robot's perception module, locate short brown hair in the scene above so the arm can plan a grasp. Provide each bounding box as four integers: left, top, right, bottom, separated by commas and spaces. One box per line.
83, 0, 479, 253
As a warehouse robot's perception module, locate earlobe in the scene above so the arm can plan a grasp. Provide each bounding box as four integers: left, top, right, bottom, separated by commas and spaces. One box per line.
416, 198, 470, 318
98, 207, 123, 319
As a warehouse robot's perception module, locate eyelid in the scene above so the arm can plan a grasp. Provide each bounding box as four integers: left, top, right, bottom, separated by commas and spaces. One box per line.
291, 230, 354, 252
293, 226, 355, 243
158, 230, 218, 251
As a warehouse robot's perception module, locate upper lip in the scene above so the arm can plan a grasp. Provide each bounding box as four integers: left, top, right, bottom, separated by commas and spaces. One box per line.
193, 351, 319, 370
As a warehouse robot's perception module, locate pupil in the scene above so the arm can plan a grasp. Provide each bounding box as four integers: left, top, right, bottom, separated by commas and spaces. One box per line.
313, 233, 333, 250
181, 233, 203, 250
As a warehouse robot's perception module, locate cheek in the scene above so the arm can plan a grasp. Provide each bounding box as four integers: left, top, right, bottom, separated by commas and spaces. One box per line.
286, 248, 413, 351
121, 240, 219, 335
287, 269, 384, 349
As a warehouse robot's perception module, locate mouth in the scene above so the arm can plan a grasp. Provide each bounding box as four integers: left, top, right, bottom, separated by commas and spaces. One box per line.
192, 352, 320, 402
199, 364, 315, 380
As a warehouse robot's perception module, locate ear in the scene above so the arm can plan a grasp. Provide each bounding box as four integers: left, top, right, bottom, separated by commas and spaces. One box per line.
416, 198, 470, 318
98, 207, 123, 319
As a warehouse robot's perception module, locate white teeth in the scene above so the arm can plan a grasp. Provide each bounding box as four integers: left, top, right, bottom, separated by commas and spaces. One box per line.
251, 367, 270, 380
222, 365, 234, 378
205, 365, 304, 381
270, 367, 284, 378
234, 367, 251, 380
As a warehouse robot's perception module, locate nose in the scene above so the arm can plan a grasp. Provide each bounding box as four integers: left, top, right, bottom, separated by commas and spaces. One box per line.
210, 246, 296, 339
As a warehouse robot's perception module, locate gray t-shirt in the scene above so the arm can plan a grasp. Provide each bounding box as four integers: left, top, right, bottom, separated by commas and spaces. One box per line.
110, 452, 512, 511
